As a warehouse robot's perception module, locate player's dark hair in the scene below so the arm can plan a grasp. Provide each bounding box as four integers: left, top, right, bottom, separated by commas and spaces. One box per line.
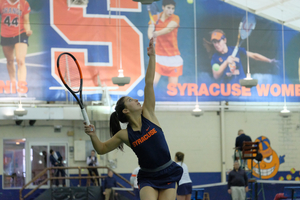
175, 152, 184, 163
109, 96, 128, 151
163, 0, 176, 7
203, 29, 226, 58
50, 149, 53, 154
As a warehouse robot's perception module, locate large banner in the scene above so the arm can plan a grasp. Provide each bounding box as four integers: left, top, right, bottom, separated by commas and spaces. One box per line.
0, 0, 299, 102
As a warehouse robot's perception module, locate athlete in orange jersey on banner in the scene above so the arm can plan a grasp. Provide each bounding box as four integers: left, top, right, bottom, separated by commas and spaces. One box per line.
0, 0, 32, 86
148, 0, 183, 86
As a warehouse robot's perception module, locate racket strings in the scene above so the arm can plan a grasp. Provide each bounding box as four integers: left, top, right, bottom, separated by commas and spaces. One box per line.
59, 55, 81, 92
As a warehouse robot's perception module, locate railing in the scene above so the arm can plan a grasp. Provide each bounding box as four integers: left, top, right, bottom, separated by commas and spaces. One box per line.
19, 166, 134, 200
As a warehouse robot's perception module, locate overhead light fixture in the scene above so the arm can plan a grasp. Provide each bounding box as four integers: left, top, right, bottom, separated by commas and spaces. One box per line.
112, 0, 131, 86
14, 101, 27, 116
279, 9, 290, 117
239, 11, 257, 88
192, 104, 203, 117
132, 0, 159, 4
112, 69, 131, 86
280, 106, 291, 117
239, 73, 258, 88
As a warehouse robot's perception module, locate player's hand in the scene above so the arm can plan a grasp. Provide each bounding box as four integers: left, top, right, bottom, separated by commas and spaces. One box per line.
149, 23, 155, 32
103, 192, 106, 195
147, 38, 155, 56
26, 30, 33, 37
227, 56, 240, 64
228, 189, 231, 194
84, 122, 96, 136
270, 58, 279, 68
245, 186, 249, 192
153, 31, 158, 39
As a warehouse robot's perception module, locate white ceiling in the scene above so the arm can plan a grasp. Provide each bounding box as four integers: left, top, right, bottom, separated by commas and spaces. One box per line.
223, 0, 300, 31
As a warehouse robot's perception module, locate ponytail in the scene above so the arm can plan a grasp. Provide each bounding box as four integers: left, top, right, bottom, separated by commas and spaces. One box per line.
203, 37, 215, 58
109, 96, 128, 151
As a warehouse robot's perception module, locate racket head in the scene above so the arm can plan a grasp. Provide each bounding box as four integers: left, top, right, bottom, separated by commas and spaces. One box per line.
240, 14, 256, 40
148, 2, 159, 16
57, 52, 83, 94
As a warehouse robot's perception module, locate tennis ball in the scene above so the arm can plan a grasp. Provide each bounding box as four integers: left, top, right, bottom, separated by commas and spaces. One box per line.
212, 63, 220, 71
187, 0, 193, 4
291, 168, 296, 174
286, 174, 292, 180
295, 177, 300, 181
279, 176, 284, 181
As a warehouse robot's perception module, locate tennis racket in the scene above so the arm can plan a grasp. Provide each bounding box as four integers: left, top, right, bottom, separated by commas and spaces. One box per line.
232, 14, 256, 57
147, 2, 160, 24
57, 52, 91, 128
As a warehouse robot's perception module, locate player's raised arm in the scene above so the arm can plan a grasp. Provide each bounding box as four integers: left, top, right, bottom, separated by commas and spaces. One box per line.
143, 38, 156, 115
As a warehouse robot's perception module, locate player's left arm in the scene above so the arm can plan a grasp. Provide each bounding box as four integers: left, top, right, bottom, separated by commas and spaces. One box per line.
142, 39, 160, 126
23, 13, 32, 36
154, 21, 178, 37
246, 51, 272, 63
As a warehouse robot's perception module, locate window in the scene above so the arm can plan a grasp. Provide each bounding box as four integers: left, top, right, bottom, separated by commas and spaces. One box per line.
3, 139, 26, 188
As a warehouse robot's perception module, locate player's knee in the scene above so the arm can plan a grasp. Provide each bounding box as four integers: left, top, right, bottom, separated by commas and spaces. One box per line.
16, 58, 25, 67
6, 59, 14, 65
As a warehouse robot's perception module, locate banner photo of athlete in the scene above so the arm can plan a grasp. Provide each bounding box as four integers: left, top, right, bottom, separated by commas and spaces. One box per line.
0, 0, 299, 103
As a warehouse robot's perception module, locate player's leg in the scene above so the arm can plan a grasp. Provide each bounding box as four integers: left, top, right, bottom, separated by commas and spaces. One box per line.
154, 72, 161, 86
104, 188, 111, 200
54, 170, 59, 186
158, 188, 177, 200
176, 195, 185, 200
93, 168, 100, 186
140, 186, 158, 200
15, 43, 28, 82
2, 45, 16, 82
185, 194, 191, 200
168, 76, 178, 84
61, 169, 66, 186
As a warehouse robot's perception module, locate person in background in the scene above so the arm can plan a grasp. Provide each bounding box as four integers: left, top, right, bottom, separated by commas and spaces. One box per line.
86, 150, 100, 186
203, 29, 278, 84
103, 170, 117, 200
175, 152, 192, 200
0, 0, 33, 86
147, 0, 183, 86
228, 161, 248, 200
130, 166, 141, 200
49, 149, 66, 187
235, 129, 252, 168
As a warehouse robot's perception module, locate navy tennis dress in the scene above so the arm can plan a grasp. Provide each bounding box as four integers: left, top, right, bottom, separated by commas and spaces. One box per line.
127, 115, 183, 189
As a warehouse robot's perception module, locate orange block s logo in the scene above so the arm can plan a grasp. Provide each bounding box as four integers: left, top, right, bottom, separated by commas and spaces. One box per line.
50, 0, 144, 95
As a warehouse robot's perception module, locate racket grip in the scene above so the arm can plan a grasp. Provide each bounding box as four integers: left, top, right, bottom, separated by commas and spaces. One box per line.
231, 47, 238, 57
81, 108, 93, 131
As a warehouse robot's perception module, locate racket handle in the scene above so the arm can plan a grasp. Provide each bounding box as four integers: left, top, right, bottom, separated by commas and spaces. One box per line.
231, 46, 238, 57
81, 108, 93, 131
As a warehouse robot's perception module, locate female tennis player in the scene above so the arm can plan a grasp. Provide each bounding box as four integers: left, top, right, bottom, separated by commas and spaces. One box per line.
0, 0, 32, 83
203, 29, 278, 84
84, 38, 183, 200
